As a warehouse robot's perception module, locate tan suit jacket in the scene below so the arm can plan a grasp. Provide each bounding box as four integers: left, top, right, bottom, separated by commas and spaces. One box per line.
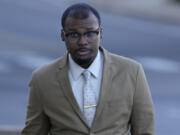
22, 47, 155, 135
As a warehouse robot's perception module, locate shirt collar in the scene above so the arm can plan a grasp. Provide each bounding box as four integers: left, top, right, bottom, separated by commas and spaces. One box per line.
68, 50, 102, 80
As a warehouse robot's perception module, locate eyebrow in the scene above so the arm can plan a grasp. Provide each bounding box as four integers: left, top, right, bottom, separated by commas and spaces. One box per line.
86, 27, 99, 30
66, 27, 99, 32
66, 28, 77, 31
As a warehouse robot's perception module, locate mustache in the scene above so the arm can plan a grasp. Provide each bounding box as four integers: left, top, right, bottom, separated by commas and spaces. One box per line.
76, 47, 91, 51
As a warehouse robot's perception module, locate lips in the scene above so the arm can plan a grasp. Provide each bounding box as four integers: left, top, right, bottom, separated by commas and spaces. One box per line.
76, 48, 90, 56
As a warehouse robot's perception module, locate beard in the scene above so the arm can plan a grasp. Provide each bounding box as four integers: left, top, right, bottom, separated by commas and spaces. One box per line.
70, 48, 98, 68
74, 57, 94, 68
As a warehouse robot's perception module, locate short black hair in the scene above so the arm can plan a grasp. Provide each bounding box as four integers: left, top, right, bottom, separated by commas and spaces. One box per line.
61, 3, 101, 29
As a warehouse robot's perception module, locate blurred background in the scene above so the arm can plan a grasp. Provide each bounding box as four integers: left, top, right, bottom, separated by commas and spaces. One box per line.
0, 0, 180, 134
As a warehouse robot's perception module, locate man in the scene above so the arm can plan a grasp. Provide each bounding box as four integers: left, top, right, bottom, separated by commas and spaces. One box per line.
22, 3, 155, 135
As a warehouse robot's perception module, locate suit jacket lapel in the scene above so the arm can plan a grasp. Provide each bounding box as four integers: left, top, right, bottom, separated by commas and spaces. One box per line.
56, 54, 88, 126
92, 47, 114, 128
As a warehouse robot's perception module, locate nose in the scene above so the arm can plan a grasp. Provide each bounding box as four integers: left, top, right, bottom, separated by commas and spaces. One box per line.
78, 35, 88, 45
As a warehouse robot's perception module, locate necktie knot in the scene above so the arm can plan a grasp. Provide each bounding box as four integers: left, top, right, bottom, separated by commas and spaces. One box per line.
83, 70, 91, 81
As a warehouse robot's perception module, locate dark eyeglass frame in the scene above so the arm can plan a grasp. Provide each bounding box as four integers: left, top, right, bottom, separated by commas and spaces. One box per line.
63, 28, 100, 43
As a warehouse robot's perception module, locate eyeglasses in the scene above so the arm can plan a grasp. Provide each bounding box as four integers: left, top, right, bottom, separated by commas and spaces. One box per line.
63, 28, 100, 43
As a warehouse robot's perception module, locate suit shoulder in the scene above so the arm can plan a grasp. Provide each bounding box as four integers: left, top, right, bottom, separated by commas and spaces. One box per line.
106, 52, 143, 85
109, 52, 141, 70
31, 56, 65, 79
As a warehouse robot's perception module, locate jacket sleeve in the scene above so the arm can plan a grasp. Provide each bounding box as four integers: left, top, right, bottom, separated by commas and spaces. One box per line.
130, 64, 155, 135
21, 73, 50, 135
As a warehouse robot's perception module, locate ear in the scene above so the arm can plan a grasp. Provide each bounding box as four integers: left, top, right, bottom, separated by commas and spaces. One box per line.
100, 27, 103, 39
61, 29, 65, 41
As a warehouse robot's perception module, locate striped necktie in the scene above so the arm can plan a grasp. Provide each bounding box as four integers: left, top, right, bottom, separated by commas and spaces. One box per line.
83, 70, 96, 127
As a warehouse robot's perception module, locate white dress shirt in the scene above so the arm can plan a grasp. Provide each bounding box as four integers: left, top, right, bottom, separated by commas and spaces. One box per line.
68, 50, 104, 112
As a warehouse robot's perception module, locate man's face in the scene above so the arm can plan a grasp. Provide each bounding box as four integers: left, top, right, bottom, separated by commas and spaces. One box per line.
61, 13, 102, 68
